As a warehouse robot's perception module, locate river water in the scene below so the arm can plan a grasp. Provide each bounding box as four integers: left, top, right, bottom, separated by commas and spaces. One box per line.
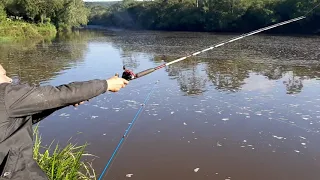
1, 30, 320, 180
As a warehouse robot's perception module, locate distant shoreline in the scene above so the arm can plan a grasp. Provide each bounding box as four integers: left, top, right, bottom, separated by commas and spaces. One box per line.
79, 25, 320, 37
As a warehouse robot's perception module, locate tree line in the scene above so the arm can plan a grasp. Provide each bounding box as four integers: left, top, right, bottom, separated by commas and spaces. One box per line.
87, 0, 320, 34
0, 0, 89, 31
1, 0, 319, 33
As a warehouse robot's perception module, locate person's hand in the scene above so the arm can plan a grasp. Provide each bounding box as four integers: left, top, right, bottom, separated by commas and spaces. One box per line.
73, 101, 85, 107
73, 100, 89, 107
106, 75, 129, 92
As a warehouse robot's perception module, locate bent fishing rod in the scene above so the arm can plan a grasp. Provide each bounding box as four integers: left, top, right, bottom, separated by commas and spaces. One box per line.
120, 15, 315, 81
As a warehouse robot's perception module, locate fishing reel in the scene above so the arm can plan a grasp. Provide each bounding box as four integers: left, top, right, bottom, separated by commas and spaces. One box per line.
117, 66, 156, 81
121, 66, 136, 81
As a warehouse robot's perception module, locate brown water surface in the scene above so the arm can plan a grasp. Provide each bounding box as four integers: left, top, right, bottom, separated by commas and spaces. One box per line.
1, 30, 320, 180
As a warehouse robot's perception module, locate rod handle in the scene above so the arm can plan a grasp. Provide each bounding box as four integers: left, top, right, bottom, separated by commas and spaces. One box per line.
135, 68, 155, 79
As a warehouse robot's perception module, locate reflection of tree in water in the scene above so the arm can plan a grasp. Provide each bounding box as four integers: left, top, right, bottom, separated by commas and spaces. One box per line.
120, 49, 140, 69
165, 58, 320, 95
283, 72, 303, 94
206, 60, 250, 92
165, 58, 207, 96
0, 31, 98, 85
85, 32, 320, 95
260, 66, 284, 80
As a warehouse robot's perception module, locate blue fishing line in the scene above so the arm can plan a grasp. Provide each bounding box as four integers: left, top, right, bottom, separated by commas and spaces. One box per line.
98, 81, 159, 180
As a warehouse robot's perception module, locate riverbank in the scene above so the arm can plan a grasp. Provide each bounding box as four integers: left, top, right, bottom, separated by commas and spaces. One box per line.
87, 1, 320, 35
0, 21, 57, 42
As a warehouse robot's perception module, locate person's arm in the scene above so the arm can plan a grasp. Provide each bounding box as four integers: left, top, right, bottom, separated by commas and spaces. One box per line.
5, 79, 108, 118
32, 107, 63, 124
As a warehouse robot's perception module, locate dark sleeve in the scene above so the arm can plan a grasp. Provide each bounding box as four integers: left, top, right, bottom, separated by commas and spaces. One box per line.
32, 107, 63, 125
4, 79, 108, 118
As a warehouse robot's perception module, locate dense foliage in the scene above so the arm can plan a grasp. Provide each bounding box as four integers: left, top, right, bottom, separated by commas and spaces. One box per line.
87, 0, 320, 34
1, 0, 89, 31
0, 21, 56, 41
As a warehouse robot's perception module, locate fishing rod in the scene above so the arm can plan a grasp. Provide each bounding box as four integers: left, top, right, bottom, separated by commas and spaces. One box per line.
100, 4, 320, 179
121, 15, 311, 81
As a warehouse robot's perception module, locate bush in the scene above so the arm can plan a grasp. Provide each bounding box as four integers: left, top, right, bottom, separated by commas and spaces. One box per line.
33, 125, 96, 180
0, 21, 57, 41
0, 4, 6, 22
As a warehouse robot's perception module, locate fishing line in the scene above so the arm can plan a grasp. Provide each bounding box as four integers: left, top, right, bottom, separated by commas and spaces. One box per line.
98, 81, 159, 180
304, 1, 320, 16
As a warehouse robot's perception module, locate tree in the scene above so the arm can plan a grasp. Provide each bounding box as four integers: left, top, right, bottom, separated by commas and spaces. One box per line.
0, 4, 6, 22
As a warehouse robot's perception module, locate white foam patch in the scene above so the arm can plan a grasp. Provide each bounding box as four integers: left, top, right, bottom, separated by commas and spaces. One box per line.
171, 111, 174, 114
243, 140, 247, 143
100, 107, 108, 109
194, 168, 200, 172
273, 135, 285, 140
217, 142, 222, 147
124, 100, 137, 103
299, 136, 306, 140
59, 113, 70, 117
91, 116, 98, 119
301, 143, 306, 146
183, 122, 187, 125
195, 111, 202, 113
222, 118, 229, 121
294, 150, 300, 153
126, 174, 133, 177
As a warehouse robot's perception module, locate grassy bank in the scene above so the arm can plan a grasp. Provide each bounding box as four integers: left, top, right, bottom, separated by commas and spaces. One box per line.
33, 125, 96, 180
0, 21, 57, 42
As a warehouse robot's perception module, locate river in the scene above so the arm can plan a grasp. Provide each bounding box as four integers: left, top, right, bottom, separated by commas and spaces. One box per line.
1, 30, 320, 180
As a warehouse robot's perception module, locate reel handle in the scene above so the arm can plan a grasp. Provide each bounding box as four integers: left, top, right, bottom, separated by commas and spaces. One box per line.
135, 68, 155, 79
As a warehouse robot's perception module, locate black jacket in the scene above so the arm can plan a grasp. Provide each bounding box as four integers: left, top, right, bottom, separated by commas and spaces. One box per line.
0, 79, 108, 179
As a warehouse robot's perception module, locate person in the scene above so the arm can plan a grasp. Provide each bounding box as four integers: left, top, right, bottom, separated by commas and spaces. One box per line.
0, 64, 129, 180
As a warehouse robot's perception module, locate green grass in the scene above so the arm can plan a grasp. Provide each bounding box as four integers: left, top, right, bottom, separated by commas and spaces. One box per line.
33, 124, 97, 180
0, 21, 57, 42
